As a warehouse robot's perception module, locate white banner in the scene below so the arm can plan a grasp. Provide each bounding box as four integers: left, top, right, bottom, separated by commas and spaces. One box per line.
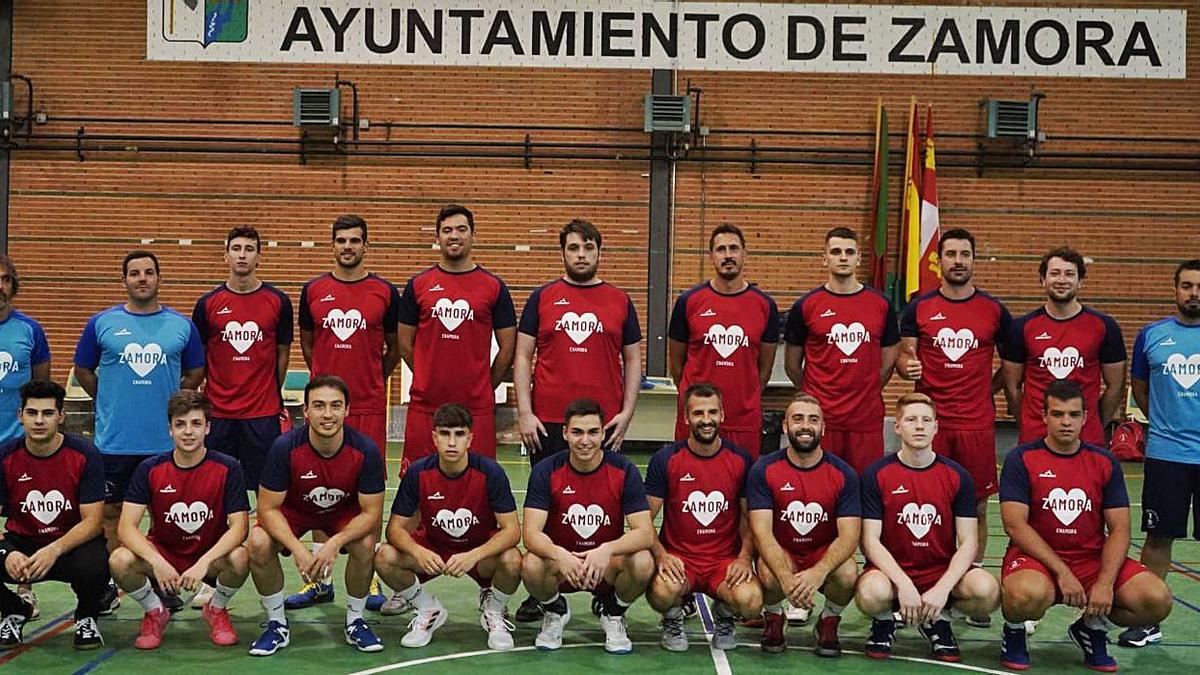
147, 2, 1186, 78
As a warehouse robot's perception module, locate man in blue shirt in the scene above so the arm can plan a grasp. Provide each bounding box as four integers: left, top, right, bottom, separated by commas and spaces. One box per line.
73, 250, 205, 611
1122, 259, 1200, 648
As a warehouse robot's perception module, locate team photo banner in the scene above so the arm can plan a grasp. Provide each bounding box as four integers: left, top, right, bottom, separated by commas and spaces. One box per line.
147, 2, 1187, 78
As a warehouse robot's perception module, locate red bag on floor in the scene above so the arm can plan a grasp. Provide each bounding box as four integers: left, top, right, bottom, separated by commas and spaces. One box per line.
1109, 421, 1145, 462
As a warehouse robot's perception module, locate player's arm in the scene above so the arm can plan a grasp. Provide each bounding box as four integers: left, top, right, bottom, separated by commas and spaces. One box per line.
645, 496, 685, 584
31, 360, 51, 382
861, 518, 923, 624
1000, 500, 1084, 606
896, 336, 921, 381
20, 501, 102, 582
182, 510, 249, 591
275, 343, 291, 386
455, 510, 521, 572
923, 516, 980, 622
757, 340, 779, 389
1099, 361, 1127, 428
256, 486, 307, 557
749, 509, 795, 589
397, 324, 416, 371
385, 511, 445, 576
513, 332, 543, 450
722, 498, 757, 587
1131, 377, 1149, 417
117, 501, 184, 592
879, 343, 899, 388
1087, 506, 1133, 619
382, 330, 401, 380
1001, 359, 1025, 415
668, 338, 687, 387
522, 507, 575, 565
328, 490, 385, 553
181, 366, 205, 390
490, 326, 517, 390
299, 328, 314, 370
784, 343, 805, 389
605, 341, 642, 451
814, 516, 861, 579
75, 365, 98, 399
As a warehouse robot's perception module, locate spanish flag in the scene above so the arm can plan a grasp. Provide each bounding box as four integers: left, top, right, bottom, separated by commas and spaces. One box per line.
898, 98, 923, 304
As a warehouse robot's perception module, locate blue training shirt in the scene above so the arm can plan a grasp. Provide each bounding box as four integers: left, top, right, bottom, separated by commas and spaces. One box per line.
0, 310, 50, 443
1131, 317, 1200, 464
73, 305, 204, 455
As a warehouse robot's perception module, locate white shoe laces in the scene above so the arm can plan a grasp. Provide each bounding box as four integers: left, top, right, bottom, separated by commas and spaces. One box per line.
482, 609, 514, 633
408, 606, 442, 631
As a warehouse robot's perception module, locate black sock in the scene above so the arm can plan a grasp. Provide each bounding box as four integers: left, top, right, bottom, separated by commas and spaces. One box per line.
602, 592, 628, 617
542, 594, 568, 615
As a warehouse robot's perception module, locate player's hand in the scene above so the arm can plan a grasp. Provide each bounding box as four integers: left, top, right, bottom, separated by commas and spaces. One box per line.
442, 551, 477, 578
293, 548, 318, 583
724, 557, 754, 589
1057, 570, 1087, 609
519, 412, 547, 452
305, 542, 339, 582
1084, 582, 1114, 620
790, 567, 828, 609
902, 357, 923, 381
578, 546, 613, 590
656, 552, 687, 586
4, 551, 30, 582
411, 545, 446, 576
897, 580, 923, 626
603, 410, 635, 453
920, 586, 951, 624
152, 560, 183, 596
556, 550, 587, 589
22, 543, 62, 582
180, 561, 211, 593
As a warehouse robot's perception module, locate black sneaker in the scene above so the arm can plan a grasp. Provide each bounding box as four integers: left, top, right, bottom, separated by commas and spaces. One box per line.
681, 594, 698, 619
73, 617, 104, 650
591, 594, 604, 617
515, 595, 544, 623
917, 619, 961, 662
1118, 624, 1162, 648
864, 618, 896, 659
149, 580, 184, 615
99, 582, 121, 616
0, 614, 29, 649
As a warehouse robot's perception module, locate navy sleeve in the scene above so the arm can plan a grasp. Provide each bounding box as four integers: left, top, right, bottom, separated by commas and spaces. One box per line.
783, 298, 807, 346
79, 448, 106, 504
182, 319, 205, 371
397, 277, 420, 327
1099, 314, 1127, 364
622, 297, 642, 345
998, 449, 1031, 504
222, 463, 250, 513
191, 295, 211, 343
492, 279, 517, 329
276, 290, 295, 345
258, 440, 292, 493
736, 451, 753, 497
1130, 326, 1150, 381
899, 301, 919, 338
517, 287, 541, 338
860, 467, 883, 520
1001, 316, 1028, 363
0, 449, 8, 507
298, 283, 314, 331
485, 461, 518, 514
29, 320, 50, 366
950, 464, 977, 518
621, 461, 650, 515
383, 282, 401, 332
762, 295, 781, 343
745, 459, 773, 511
391, 469, 420, 517
124, 459, 154, 505
357, 445, 386, 495
994, 302, 1013, 349
1101, 453, 1131, 509
667, 293, 690, 343
834, 466, 862, 518
73, 314, 102, 369
524, 463, 552, 511
643, 447, 670, 500
881, 302, 901, 347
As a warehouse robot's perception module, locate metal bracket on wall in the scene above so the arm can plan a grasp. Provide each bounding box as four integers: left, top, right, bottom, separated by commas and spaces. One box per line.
74, 125, 84, 161
523, 134, 532, 170
749, 138, 758, 175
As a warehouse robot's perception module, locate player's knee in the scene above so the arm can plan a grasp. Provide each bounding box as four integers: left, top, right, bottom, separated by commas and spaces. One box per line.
1001, 577, 1053, 616
374, 543, 400, 571
626, 549, 655, 582
497, 547, 522, 575
521, 551, 547, 580
245, 527, 274, 563
107, 546, 136, 574
755, 561, 779, 590
1131, 575, 1174, 624
732, 579, 764, 616
345, 534, 375, 560
831, 559, 859, 591
853, 571, 893, 612
225, 545, 250, 575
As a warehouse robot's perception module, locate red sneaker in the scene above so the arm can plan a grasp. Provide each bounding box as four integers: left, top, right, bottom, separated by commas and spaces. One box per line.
761, 611, 786, 653
134, 607, 170, 650
814, 614, 842, 657
202, 603, 239, 646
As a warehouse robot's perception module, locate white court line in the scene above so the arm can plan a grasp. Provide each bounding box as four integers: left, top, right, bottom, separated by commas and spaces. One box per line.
697, 595, 733, 675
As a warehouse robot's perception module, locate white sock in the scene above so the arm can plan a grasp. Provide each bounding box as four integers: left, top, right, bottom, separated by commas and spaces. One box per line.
1004, 621, 1026, 631
261, 590, 286, 624
1084, 615, 1117, 632
874, 611, 895, 621
487, 587, 512, 612
130, 580, 164, 613
400, 580, 436, 610
209, 581, 239, 610
615, 595, 631, 608
764, 601, 785, 615
346, 596, 366, 625
541, 592, 563, 608
821, 600, 845, 618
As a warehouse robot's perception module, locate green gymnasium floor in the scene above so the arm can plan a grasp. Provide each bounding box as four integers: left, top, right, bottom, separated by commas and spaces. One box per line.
5, 442, 1196, 674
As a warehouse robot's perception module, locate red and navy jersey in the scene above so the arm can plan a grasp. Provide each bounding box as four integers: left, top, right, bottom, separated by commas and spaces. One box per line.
259, 426, 386, 522
391, 453, 517, 553
861, 454, 975, 577
669, 283, 780, 432
0, 434, 104, 545
125, 450, 248, 564
784, 286, 899, 430
398, 266, 516, 414
900, 289, 1011, 430
644, 439, 753, 561
192, 283, 294, 419
1002, 307, 1125, 446
298, 273, 400, 414
525, 450, 649, 552
999, 440, 1127, 562
518, 279, 641, 423
746, 450, 860, 559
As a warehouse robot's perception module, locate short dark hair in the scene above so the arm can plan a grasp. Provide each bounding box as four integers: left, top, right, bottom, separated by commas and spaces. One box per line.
167, 389, 212, 422
226, 226, 261, 250
122, 249, 160, 277
332, 214, 368, 243
684, 382, 722, 407
1039, 246, 1087, 280
563, 398, 604, 426
708, 223, 745, 251
436, 204, 475, 232
0, 254, 20, 297
938, 228, 976, 256
559, 219, 602, 249
824, 227, 858, 244
19, 379, 64, 412
304, 374, 351, 407
1175, 259, 1200, 287
433, 402, 473, 429
1043, 379, 1085, 411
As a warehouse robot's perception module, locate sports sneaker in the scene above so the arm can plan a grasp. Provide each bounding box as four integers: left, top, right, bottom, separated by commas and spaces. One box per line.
285, 581, 334, 610
481, 606, 515, 651
864, 618, 897, 659
600, 613, 633, 654
345, 618, 384, 652
813, 615, 842, 657
202, 603, 239, 646
760, 610, 785, 653
1001, 622, 1031, 671
99, 582, 120, 616
401, 599, 448, 648
1067, 618, 1118, 673
681, 594, 698, 619
134, 607, 171, 650
786, 603, 811, 626
951, 606, 992, 628
380, 591, 413, 616
73, 617, 104, 650
16, 587, 38, 620
1118, 624, 1162, 648
918, 619, 961, 662
712, 602, 737, 651
365, 577, 387, 612
660, 606, 688, 652
516, 595, 544, 622
478, 587, 511, 620
0, 614, 29, 649
249, 620, 290, 656
159, 590, 184, 614
190, 583, 215, 610
535, 599, 571, 651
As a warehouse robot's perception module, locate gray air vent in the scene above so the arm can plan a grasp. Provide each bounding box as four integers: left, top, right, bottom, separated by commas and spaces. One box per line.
986, 99, 1039, 140
293, 88, 341, 127
644, 94, 692, 133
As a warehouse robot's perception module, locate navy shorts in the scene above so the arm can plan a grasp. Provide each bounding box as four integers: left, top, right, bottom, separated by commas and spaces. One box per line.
1142, 457, 1200, 540
103, 454, 150, 504
207, 415, 281, 490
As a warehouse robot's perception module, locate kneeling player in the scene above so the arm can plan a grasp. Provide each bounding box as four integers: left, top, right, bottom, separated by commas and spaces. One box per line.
245, 375, 386, 656
645, 383, 761, 652
521, 398, 655, 654
0, 380, 108, 649
998, 379, 1172, 672
375, 403, 522, 650
856, 393, 1000, 661
110, 390, 249, 649
748, 393, 860, 656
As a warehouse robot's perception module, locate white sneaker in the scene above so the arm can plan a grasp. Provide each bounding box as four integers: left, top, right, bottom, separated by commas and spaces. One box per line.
600, 613, 632, 654
380, 592, 414, 616
400, 599, 448, 648
786, 603, 810, 626
481, 607, 515, 651
190, 583, 215, 610
535, 603, 572, 651
16, 587, 38, 620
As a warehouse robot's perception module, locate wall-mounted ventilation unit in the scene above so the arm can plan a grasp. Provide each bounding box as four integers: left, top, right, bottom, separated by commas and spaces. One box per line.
985, 96, 1042, 140
293, 88, 341, 127
644, 94, 692, 133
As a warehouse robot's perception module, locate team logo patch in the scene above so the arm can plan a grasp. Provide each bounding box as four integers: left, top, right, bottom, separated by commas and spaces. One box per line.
933, 328, 978, 362
562, 503, 609, 539
898, 503, 940, 539
432, 298, 473, 331
165, 501, 214, 534
1043, 487, 1092, 526
305, 487, 348, 510
121, 342, 166, 378
782, 500, 827, 536
828, 322, 869, 356
0, 351, 18, 381
323, 309, 366, 342
682, 490, 728, 527
22, 489, 71, 525
556, 311, 602, 345
222, 320, 263, 354
1039, 346, 1083, 379
704, 324, 748, 359
1164, 353, 1200, 389
432, 508, 479, 538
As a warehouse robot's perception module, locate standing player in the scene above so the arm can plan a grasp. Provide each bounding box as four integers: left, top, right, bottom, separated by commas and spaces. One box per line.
998, 379, 1172, 671
295, 215, 398, 610
785, 227, 899, 474
0, 380, 107, 650
399, 204, 516, 463
897, 228, 1011, 626
856, 393, 1000, 662
1002, 247, 1126, 448
109, 391, 250, 650
669, 223, 779, 456
375, 403, 522, 651
645, 383, 760, 652
1121, 259, 1200, 647
74, 250, 205, 611
521, 398, 655, 654
748, 393, 860, 656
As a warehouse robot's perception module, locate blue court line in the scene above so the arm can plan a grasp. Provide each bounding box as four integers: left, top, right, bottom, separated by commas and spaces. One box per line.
22, 609, 73, 640
73, 647, 117, 674
693, 591, 716, 634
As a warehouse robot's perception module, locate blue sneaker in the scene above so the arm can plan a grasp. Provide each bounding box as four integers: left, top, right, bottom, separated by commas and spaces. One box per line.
864, 618, 896, 659
1000, 623, 1031, 670
345, 618, 384, 653
285, 581, 334, 610
248, 620, 290, 656
1067, 618, 1118, 673
365, 577, 386, 612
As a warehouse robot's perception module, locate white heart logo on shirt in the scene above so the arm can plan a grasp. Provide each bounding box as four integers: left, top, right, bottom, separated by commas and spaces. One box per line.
121, 342, 165, 378
167, 501, 213, 534
559, 311, 599, 345
433, 508, 476, 538
783, 500, 826, 536
0, 351, 16, 381
1046, 487, 1089, 526
23, 489, 68, 525
684, 490, 727, 527
705, 324, 746, 359
325, 309, 363, 342
900, 502, 938, 539
829, 322, 867, 357
222, 320, 260, 355
566, 503, 606, 540
306, 487, 347, 510
935, 327, 976, 362
1166, 353, 1200, 389
1041, 346, 1082, 380
434, 298, 472, 332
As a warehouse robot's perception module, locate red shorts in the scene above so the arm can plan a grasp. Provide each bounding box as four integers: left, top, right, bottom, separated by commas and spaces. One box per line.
345, 412, 387, 464
1001, 548, 1147, 603
674, 417, 762, 459
559, 578, 614, 596
272, 505, 359, 540
675, 553, 738, 599
933, 427, 997, 501
786, 545, 830, 573
148, 540, 204, 578
403, 408, 496, 466
823, 428, 884, 475
863, 563, 949, 594
410, 531, 490, 587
